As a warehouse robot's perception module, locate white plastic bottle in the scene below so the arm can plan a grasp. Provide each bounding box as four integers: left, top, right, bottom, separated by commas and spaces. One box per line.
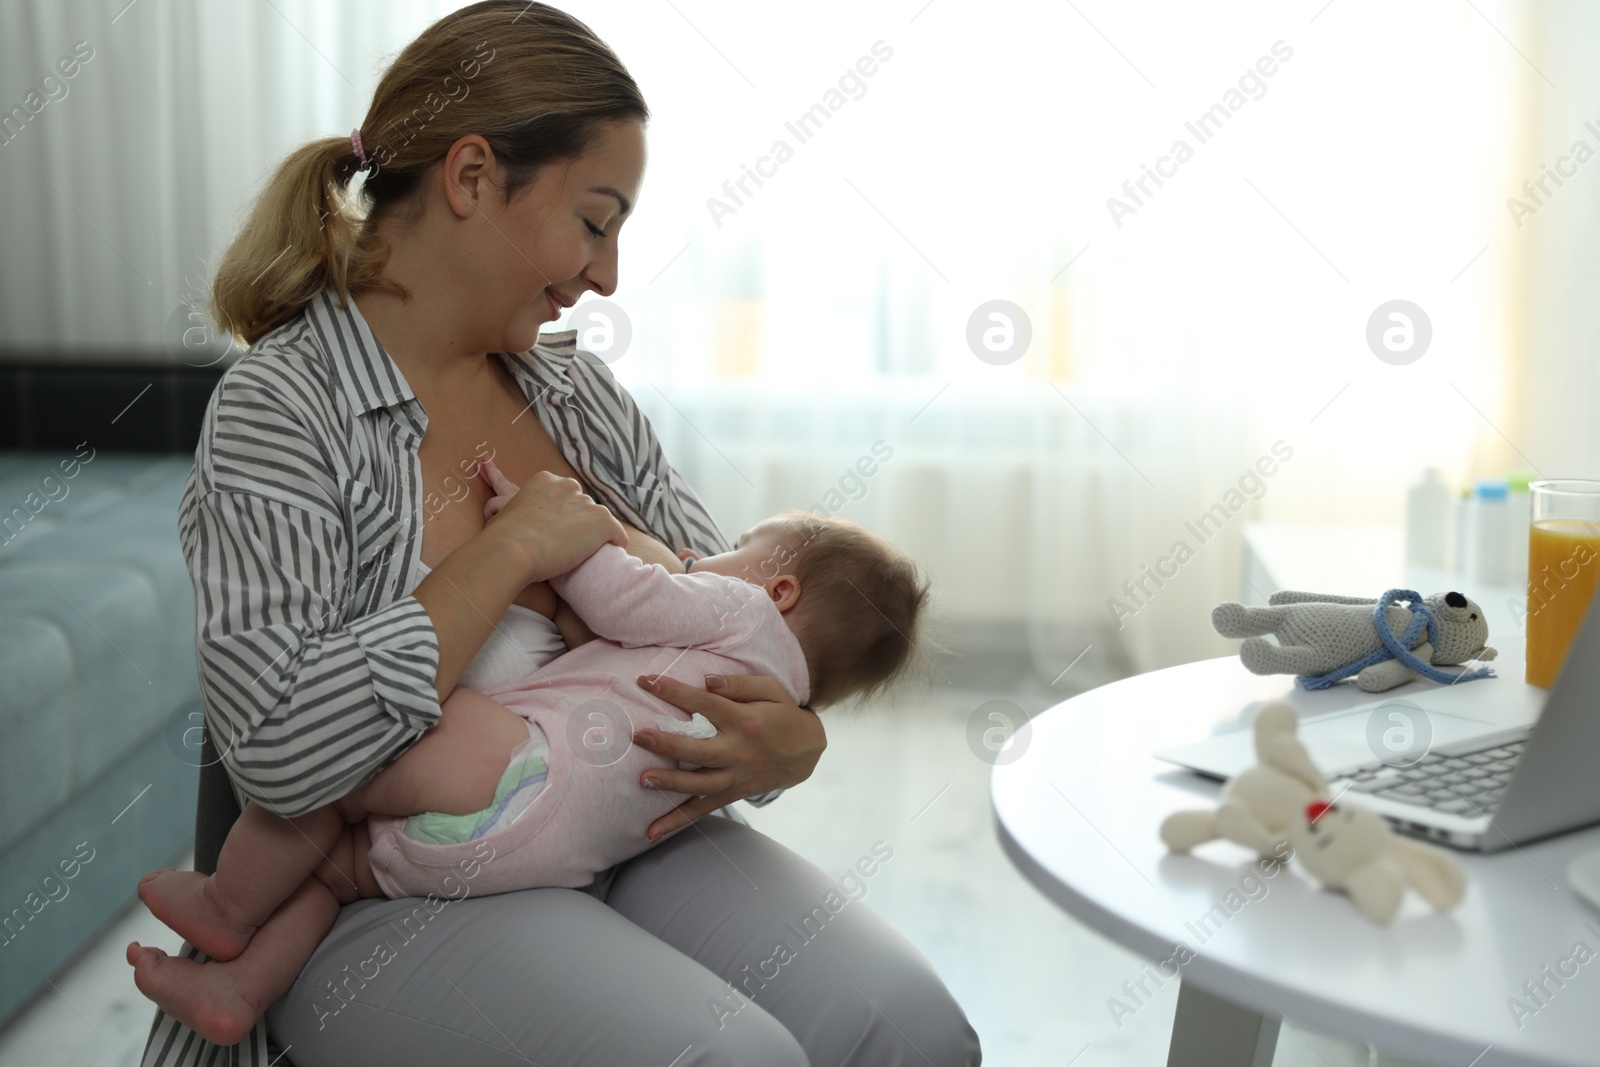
1463, 479, 1509, 585
1405, 467, 1454, 570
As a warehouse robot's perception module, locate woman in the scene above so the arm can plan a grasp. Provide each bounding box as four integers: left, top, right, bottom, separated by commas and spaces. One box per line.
139, 3, 980, 1064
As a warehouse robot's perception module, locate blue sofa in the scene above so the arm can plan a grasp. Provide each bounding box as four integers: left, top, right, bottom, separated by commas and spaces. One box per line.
0, 449, 202, 1027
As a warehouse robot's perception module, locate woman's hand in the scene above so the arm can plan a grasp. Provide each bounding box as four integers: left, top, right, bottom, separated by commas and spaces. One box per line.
479, 458, 626, 582
632, 674, 826, 841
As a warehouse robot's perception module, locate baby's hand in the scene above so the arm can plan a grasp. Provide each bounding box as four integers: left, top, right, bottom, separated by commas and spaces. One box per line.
512, 580, 558, 619
480, 458, 519, 520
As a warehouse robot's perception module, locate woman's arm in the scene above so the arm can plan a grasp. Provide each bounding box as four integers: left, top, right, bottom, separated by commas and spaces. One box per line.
418, 468, 628, 701
187, 477, 621, 818
183, 488, 445, 819
411, 529, 530, 703
185, 362, 625, 816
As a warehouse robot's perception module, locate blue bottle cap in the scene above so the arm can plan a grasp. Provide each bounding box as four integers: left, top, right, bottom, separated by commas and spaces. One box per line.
1474, 479, 1509, 501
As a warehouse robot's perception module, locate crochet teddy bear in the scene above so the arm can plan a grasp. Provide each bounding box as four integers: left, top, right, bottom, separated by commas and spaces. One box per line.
1211, 588, 1497, 693
1160, 702, 1467, 923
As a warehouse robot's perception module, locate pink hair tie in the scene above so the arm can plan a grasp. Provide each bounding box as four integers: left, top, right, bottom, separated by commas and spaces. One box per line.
350, 127, 370, 172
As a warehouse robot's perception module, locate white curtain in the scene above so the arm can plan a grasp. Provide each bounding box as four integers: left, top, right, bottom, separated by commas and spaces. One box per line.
1509, 1, 1600, 483
0, 0, 1531, 685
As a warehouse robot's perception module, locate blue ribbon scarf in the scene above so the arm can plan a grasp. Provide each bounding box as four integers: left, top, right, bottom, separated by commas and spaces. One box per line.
1295, 588, 1497, 691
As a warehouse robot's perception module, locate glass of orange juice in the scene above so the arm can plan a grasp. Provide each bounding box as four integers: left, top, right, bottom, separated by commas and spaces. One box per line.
1525, 479, 1600, 687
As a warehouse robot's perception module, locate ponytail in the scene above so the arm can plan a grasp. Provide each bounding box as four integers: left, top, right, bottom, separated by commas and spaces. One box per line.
210, 1, 647, 346
210, 137, 373, 345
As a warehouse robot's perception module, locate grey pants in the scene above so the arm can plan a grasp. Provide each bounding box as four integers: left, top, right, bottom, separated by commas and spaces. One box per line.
265, 814, 981, 1065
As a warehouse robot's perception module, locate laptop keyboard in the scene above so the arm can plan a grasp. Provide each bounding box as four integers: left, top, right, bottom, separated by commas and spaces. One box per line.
1329, 738, 1526, 817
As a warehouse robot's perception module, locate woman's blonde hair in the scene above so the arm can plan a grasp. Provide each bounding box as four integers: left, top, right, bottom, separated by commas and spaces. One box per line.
210, 1, 647, 345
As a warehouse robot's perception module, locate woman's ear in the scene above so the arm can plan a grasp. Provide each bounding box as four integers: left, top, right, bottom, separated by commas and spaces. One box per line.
440, 134, 496, 219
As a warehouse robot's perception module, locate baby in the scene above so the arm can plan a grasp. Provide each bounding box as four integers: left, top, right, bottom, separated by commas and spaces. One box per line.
127, 464, 930, 1046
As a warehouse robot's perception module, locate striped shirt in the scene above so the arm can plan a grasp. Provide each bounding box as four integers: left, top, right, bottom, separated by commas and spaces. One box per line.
141, 288, 777, 1067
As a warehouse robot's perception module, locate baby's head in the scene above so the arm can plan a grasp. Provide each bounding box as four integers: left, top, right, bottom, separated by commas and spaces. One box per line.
686, 511, 929, 708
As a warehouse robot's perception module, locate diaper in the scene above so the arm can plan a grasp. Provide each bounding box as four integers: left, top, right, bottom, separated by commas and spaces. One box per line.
403, 721, 552, 845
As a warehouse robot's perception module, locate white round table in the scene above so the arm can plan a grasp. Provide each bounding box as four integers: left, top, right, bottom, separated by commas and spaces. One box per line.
991, 651, 1599, 1067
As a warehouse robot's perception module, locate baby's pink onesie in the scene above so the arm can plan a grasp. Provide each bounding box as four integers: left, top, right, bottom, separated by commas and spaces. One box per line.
365, 544, 810, 899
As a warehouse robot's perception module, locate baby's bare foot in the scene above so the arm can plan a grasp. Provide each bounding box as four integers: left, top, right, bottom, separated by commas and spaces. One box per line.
137, 868, 254, 962
127, 942, 261, 1047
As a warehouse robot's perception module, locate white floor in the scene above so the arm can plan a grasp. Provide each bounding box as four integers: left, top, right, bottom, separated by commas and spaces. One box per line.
0, 846, 193, 1067
0, 673, 1435, 1066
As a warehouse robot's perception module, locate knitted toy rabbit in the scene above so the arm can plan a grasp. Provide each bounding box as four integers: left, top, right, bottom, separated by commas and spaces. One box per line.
1211, 588, 1497, 693
1161, 702, 1467, 923
1160, 702, 1324, 859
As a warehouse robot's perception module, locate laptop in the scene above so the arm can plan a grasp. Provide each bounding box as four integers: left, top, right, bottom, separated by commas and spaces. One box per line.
1154, 588, 1600, 853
